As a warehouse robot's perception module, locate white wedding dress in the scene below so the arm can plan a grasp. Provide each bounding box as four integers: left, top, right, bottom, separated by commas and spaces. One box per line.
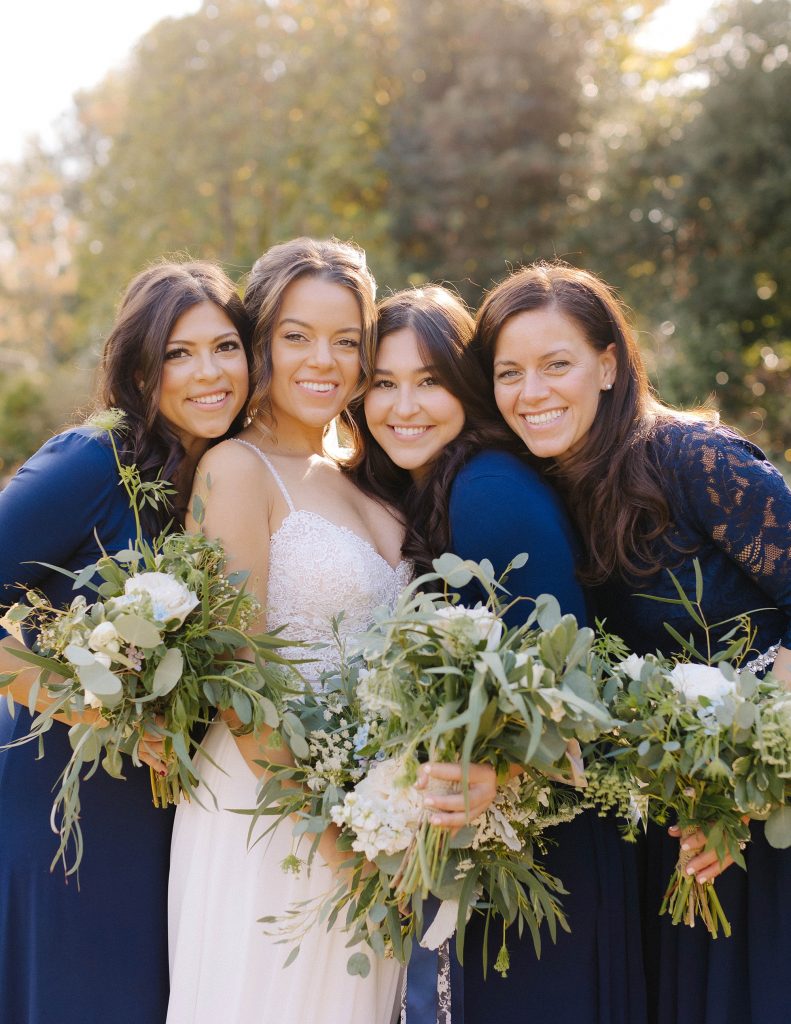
168, 443, 410, 1024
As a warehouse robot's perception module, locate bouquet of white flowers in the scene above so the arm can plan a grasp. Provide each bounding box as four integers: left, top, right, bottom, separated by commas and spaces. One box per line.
254, 554, 612, 976
585, 574, 791, 938
2, 413, 298, 874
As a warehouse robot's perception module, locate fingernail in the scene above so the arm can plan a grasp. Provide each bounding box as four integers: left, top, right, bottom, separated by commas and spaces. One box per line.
686, 866, 695, 875
421, 765, 432, 776
681, 842, 691, 850
430, 815, 442, 825
423, 797, 435, 808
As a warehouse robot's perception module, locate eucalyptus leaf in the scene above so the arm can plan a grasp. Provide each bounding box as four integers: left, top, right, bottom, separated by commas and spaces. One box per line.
152, 647, 183, 697
766, 806, 791, 849
346, 952, 371, 977
114, 613, 163, 648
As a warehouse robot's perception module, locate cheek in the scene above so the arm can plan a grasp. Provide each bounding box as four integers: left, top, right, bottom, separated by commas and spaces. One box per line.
493, 385, 511, 418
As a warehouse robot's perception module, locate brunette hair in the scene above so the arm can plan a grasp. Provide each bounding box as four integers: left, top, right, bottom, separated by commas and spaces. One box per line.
243, 237, 377, 452
474, 262, 709, 583
98, 259, 252, 528
349, 285, 515, 573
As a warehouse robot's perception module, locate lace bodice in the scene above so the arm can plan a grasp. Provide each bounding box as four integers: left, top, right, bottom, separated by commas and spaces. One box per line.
593, 421, 791, 656
232, 440, 411, 683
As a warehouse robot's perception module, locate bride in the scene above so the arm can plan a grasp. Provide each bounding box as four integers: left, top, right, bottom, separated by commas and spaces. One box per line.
167, 238, 408, 1024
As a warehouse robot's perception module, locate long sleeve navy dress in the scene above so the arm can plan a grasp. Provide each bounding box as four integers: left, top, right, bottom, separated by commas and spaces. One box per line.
449, 449, 647, 1024
593, 420, 791, 1024
0, 428, 173, 1024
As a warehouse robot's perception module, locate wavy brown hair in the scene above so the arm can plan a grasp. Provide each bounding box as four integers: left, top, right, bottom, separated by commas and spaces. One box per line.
349, 285, 516, 573
98, 259, 252, 529
474, 262, 711, 583
243, 237, 377, 453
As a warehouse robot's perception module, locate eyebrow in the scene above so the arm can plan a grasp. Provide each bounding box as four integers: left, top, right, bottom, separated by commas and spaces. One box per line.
279, 317, 361, 334
166, 331, 240, 345
494, 347, 572, 366
373, 364, 435, 376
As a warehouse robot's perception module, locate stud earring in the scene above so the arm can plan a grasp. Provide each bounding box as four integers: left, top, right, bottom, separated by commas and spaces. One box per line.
602, 383, 613, 391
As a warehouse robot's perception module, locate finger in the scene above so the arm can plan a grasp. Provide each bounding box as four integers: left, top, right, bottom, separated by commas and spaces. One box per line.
139, 750, 168, 775
668, 825, 681, 836
422, 762, 493, 782
428, 810, 477, 828
696, 855, 734, 884
679, 829, 706, 852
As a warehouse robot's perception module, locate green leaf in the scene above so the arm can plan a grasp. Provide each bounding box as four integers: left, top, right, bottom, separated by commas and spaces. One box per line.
114, 613, 163, 648
152, 647, 183, 697
346, 952, 371, 977
432, 552, 474, 588
535, 594, 561, 631
76, 661, 122, 702
765, 807, 791, 849
509, 552, 529, 570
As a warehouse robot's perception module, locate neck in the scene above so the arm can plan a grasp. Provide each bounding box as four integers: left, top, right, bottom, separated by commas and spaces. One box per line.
251, 415, 326, 457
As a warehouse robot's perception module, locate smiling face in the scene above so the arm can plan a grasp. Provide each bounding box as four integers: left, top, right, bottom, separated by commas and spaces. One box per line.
364, 327, 465, 480
493, 305, 616, 462
268, 275, 363, 436
158, 300, 249, 456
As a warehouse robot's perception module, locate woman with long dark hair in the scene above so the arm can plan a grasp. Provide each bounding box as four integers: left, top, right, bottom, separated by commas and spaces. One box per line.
0, 259, 251, 1024
474, 261, 791, 1024
353, 284, 646, 1024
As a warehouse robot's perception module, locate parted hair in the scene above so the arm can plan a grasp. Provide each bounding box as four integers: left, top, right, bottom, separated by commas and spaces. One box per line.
349, 285, 516, 574
97, 259, 252, 528
243, 237, 377, 451
474, 261, 708, 583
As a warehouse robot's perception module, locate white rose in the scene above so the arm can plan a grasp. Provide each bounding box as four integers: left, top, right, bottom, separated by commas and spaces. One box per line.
88, 621, 121, 655
123, 572, 199, 625
618, 654, 646, 681
432, 605, 504, 651
669, 663, 737, 705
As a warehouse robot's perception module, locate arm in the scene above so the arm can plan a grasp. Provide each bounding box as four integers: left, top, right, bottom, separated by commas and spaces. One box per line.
190, 441, 351, 869
424, 454, 587, 824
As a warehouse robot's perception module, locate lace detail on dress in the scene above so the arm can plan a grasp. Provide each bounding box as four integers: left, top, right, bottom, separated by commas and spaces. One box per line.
229, 438, 411, 685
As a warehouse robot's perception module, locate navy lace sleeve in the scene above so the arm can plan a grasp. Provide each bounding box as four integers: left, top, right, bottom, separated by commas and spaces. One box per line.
0, 428, 134, 640
664, 423, 791, 649
448, 449, 587, 629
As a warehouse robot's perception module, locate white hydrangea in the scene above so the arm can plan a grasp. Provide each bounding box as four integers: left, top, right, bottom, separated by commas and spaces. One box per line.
431, 605, 503, 658
330, 759, 424, 861
669, 663, 737, 705
618, 654, 646, 681
123, 572, 199, 625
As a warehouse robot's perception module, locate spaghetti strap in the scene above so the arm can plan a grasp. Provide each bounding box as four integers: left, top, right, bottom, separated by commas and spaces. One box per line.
229, 438, 296, 513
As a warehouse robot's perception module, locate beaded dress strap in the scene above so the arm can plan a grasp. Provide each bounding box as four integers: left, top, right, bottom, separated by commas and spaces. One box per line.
229, 438, 296, 513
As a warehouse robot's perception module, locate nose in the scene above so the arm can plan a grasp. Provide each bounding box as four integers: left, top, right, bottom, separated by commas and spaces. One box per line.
307, 337, 335, 369
194, 349, 222, 381
393, 384, 420, 418
518, 370, 550, 404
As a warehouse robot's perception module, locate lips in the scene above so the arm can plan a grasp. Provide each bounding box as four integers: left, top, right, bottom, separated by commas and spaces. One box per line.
389, 425, 432, 438
296, 380, 338, 394
520, 408, 566, 426
188, 391, 231, 406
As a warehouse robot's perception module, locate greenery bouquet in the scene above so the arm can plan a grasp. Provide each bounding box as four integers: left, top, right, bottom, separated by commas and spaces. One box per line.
1, 413, 296, 874
586, 579, 791, 938
253, 554, 615, 976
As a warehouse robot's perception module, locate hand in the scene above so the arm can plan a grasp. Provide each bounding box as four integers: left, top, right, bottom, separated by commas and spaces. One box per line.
138, 719, 168, 776
317, 822, 363, 878
416, 761, 497, 828
668, 821, 747, 884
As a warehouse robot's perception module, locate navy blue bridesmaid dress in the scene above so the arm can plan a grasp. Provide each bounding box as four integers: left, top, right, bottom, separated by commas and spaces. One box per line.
449, 450, 647, 1024
593, 421, 791, 1024
0, 428, 173, 1024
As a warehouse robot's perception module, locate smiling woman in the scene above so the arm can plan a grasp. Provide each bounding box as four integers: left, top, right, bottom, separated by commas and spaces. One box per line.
0, 258, 251, 1024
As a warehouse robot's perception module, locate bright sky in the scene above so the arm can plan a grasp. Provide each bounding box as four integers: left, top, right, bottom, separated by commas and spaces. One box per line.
1, 0, 714, 165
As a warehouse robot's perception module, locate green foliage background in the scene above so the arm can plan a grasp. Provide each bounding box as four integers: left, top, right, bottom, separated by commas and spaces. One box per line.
0, 0, 789, 476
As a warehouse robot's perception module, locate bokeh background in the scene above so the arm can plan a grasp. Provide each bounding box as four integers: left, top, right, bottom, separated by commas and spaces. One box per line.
1, 0, 789, 478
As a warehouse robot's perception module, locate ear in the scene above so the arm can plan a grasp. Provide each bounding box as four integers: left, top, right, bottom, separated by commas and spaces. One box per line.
599, 343, 617, 390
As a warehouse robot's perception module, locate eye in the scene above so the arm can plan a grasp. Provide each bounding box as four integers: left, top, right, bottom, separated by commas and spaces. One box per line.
164, 347, 188, 361
495, 368, 520, 381
372, 378, 395, 389
335, 337, 360, 349
419, 376, 439, 387
284, 332, 309, 343
547, 360, 571, 372
217, 338, 242, 352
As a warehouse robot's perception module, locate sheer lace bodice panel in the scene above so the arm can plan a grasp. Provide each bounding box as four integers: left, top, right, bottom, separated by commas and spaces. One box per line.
231, 439, 411, 683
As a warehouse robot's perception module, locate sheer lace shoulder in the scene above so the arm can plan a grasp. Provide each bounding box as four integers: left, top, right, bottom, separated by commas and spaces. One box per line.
655, 420, 791, 622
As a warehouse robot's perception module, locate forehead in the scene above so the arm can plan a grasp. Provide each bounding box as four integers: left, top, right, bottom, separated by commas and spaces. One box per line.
496, 306, 590, 356
168, 300, 235, 339
374, 327, 424, 370
279, 275, 361, 325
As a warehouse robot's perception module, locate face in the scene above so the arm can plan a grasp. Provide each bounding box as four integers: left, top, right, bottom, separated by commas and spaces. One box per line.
269, 276, 363, 433
493, 305, 616, 462
364, 327, 465, 480
158, 300, 249, 456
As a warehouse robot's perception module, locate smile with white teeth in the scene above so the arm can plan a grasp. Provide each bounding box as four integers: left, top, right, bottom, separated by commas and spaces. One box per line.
521, 409, 565, 426
189, 392, 229, 406
297, 381, 337, 393
390, 425, 431, 437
